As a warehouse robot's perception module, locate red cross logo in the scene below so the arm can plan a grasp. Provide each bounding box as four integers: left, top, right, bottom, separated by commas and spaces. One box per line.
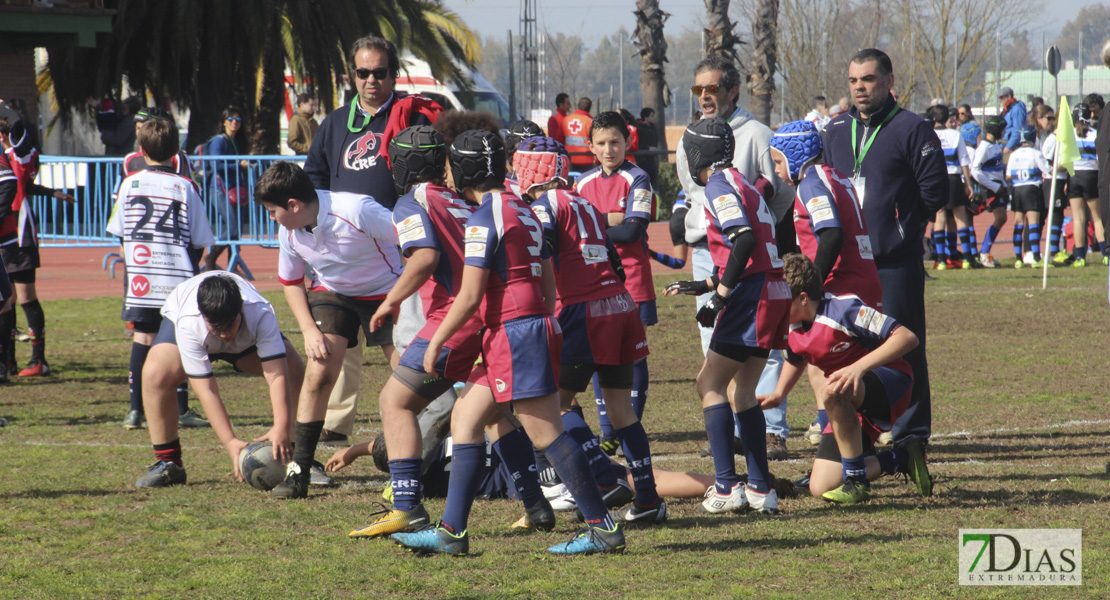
567, 119, 583, 135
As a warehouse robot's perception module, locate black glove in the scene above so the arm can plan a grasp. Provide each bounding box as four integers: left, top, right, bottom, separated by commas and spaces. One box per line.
696, 292, 728, 328
665, 279, 710, 296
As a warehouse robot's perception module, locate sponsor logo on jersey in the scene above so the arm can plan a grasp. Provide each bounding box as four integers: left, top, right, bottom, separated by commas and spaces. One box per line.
806, 195, 832, 214
632, 188, 652, 214
343, 131, 384, 171
533, 205, 552, 224
464, 226, 489, 242
133, 244, 151, 265
866, 312, 888, 335
464, 242, 487, 257
811, 207, 834, 221
712, 194, 741, 221
495, 378, 507, 393
831, 341, 851, 353
130, 275, 151, 297
857, 235, 874, 260
396, 215, 426, 243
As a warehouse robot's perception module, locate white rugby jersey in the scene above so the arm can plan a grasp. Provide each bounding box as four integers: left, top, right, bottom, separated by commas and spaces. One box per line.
277, 190, 401, 298
970, 140, 1004, 193
936, 128, 970, 176
106, 167, 215, 313
1039, 134, 1068, 180
1074, 128, 1098, 171
1006, 147, 1049, 187
161, 272, 286, 378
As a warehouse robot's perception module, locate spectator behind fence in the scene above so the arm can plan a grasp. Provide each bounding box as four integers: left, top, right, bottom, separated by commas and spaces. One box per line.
287, 93, 319, 155
89, 95, 142, 156
203, 106, 252, 271
636, 107, 660, 187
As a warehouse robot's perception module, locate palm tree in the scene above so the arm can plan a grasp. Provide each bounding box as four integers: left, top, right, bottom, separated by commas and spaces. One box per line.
42, 0, 479, 153
703, 0, 742, 64
747, 0, 779, 126
633, 0, 669, 152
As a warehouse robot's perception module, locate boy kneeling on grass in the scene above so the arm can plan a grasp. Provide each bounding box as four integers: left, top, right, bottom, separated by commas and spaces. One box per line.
757, 254, 932, 503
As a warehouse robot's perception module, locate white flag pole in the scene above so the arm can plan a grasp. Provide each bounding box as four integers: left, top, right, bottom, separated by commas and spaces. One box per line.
1043, 133, 1061, 289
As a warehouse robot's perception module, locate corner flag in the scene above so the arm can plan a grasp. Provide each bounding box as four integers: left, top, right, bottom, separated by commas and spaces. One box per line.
1055, 96, 1080, 176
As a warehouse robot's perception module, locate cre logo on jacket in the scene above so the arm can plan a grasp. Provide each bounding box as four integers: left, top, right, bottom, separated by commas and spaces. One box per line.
344, 131, 384, 171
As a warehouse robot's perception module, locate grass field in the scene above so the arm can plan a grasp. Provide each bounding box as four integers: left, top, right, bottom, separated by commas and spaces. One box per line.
1, 265, 1107, 599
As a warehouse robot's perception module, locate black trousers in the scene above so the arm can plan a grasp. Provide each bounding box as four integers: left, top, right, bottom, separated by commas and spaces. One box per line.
876, 256, 931, 444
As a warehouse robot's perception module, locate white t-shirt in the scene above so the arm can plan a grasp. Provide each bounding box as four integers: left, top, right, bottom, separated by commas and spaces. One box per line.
107, 168, 215, 315
277, 190, 401, 298
936, 128, 970, 176
1039, 134, 1069, 180
1006, 147, 1049, 188
161, 272, 286, 378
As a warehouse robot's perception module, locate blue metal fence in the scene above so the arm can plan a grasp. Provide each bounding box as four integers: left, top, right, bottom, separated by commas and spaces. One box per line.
35, 154, 299, 279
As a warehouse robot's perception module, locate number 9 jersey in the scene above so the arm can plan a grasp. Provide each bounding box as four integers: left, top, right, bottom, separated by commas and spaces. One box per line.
463, 192, 552, 326
107, 167, 215, 322
703, 167, 782, 279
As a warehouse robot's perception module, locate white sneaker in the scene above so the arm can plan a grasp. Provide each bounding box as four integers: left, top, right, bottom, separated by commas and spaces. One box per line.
745, 485, 779, 514
542, 481, 568, 500
1023, 251, 1035, 265
805, 422, 823, 446
699, 482, 748, 513
548, 486, 578, 512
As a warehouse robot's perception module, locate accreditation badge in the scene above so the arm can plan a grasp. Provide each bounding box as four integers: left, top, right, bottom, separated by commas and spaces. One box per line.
851, 175, 867, 208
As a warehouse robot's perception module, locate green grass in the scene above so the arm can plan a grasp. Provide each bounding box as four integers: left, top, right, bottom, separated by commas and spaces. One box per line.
1, 265, 1108, 598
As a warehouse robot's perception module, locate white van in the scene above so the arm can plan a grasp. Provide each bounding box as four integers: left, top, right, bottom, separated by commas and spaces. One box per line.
394, 54, 516, 127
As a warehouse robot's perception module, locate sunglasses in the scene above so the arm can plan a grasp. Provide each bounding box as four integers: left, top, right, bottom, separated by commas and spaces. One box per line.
691, 85, 722, 95
226, 117, 242, 122
355, 67, 391, 81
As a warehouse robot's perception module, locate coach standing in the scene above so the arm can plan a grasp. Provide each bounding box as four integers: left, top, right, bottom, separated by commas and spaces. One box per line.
303, 35, 443, 446
824, 48, 948, 446
1097, 40, 1110, 305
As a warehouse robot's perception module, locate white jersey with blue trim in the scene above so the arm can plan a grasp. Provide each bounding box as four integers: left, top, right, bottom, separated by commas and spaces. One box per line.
1039, 134, 1068, 180
1074, 128, 1097, 171
1006, 147, 1048, 187
937, 128, 969, 175
970, 140, 1004, 193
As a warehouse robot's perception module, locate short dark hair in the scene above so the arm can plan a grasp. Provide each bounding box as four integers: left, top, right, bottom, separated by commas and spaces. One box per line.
577, 97, 593, 113
813, 95, 827, 105
197, 275, 243, 332
927, 104, 950, 125
348, 35, 400, 78
849, 48, 893, 77
0, 117, 10, 136
1085, 93, 1105, 109
640, 107, 655, 120
783, 253, 823, 300
590, 111, 629, 142
433, 109, 501, 146
958, 103, 972, 113
694, 55, 741, 90
371, 433, 389, 473
254, 161, 318, 207
137, 119, 179, 162
296, 92, 315, 106
555, 93, 570, 106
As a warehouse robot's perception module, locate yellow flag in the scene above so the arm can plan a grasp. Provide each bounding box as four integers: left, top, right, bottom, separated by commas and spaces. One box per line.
1055, 96, 1081, 176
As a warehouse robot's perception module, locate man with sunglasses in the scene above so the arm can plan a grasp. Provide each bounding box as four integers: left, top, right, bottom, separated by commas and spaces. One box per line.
302, 36, 445, 449
673, 55, 797, 463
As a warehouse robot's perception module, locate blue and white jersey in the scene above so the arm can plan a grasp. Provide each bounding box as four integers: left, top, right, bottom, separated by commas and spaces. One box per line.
1006, 147, 1048, 187
970, 140, 1005, 193
1075, 129, 1098, 172
1039, 134, 1068, 180
936, 128, 969, 175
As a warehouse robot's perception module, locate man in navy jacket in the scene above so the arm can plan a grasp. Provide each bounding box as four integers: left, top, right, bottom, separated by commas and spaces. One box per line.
824, 48, 948, 447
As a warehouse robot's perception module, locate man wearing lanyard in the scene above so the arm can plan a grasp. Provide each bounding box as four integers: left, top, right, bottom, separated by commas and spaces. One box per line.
823, 48, 948, 449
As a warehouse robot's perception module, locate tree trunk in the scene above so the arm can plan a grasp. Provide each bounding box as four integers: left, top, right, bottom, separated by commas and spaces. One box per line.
252, 15, 286, 155
634, 0, 670, 151
703, 0, 742, 65
747, 0, 779, 126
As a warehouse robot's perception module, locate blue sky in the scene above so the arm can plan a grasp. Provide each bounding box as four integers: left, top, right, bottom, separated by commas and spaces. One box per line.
443, 0, 1097, 46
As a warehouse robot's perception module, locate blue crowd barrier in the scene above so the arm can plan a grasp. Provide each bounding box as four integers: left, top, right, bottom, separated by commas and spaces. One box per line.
34, 154, 303, 279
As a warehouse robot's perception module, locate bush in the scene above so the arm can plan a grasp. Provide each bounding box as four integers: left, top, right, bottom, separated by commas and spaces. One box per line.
654, 161, 682, 220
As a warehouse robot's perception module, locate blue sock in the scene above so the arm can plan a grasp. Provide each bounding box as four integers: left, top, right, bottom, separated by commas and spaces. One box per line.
544, 432, 615, 529
561, 410, 617, 486
932, 231, 947, 262
592, 374, 614, 437
1076, 242, 1088, 260
736, 405, 771, 493
982, 224, 1000, 254
630, 359, 649, 420
1013, 223, 1023, 257
958, 227, 972, 258
388, 457, 423, 511
816, 409, 829, 432
964, 227, 979, 257
946, 230, 958, 257
1049, 224, 1062, 254
1099, 241, 1106, 254
842, 454, 868, 484
650, 250, 686, 269
615, 422, 659, 506
877, 449, 897, 475
439, 443, 485, 534
703, 403, 741, 494
493, 428, 543, 509
176, 383, 190, 415
128, 342, 151, 413
1026, 223, 1042, 262
888, 446, 908, 474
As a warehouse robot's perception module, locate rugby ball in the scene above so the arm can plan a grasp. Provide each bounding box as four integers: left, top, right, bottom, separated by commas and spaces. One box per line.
239, 441, 286, 491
